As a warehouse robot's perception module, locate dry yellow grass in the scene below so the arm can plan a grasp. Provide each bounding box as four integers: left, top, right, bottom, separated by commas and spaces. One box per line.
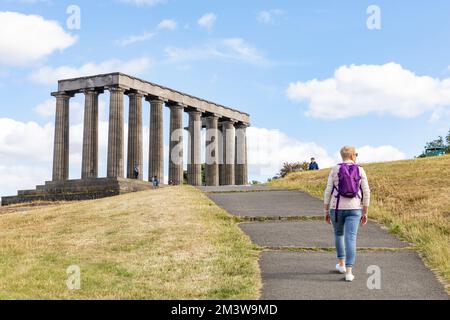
268, 155, 450, 292
0, 186, 261, 299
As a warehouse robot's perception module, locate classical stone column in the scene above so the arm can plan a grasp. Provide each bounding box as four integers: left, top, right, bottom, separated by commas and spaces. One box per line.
222, 120, 236, 185
81, 89, 99, 179
187, 110, 202, 186
218, 124, 225, 185
127, 92, 143, 180
52, 92, 71, 182
169, 104, 184, 185
205, 115, 219, 186
235, 123, 248, 185
107, 87, 125, 178
148, 98, 164, 183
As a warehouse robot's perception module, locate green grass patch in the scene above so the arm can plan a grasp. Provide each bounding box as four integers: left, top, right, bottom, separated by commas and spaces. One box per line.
0, 186, 261, 299
268, 155, 450, 293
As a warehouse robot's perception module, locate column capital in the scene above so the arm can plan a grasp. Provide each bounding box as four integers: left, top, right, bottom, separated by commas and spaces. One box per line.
235, 122, 249, 129
145, 96, 168, 103
81, 88, 102, 95
51, 91, 74, 99
167, 102, 186, 110
205, 113, 220, 120
220, 119, 237, 126
187, 109, 203, 116
127, 91, 145, 99
106, 86, 127, 93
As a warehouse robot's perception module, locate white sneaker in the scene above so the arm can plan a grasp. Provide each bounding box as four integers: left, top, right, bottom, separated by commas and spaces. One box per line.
345, 273, 355, 282
335, 264, 346, 274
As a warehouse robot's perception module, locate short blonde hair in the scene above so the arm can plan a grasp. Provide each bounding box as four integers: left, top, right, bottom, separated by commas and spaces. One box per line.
340, 146, 356, 160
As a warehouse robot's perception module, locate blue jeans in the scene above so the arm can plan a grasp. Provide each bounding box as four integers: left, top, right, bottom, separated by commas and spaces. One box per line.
330, 209, 362, 268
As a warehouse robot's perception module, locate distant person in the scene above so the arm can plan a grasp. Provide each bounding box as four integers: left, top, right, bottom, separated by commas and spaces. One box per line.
152, 176, 160, 188
309, 158, 319, 170
323, 146, 371, 282
133, 165, 139, 180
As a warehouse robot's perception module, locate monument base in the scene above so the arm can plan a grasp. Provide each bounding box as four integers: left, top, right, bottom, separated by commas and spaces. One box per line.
1, 178, 156, 206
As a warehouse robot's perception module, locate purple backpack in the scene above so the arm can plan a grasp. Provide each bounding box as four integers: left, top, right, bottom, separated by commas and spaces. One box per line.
332, 163, 363, 222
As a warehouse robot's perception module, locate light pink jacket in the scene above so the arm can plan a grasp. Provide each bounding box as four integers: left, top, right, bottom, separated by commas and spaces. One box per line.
324, 160, 371, 210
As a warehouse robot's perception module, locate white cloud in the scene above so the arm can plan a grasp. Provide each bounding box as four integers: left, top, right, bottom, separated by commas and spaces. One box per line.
0, 118, 54, 163
34, 98, 86, 123
247, 127, 408, 181
257, 9, 284, 25
119, 0, 166, 6
247, 127, 336, 180
157, 19, 177, 30
3, 0, 50, 3
164, 38, 268, 65
116, 32, 156, 46
34, 99, 55, 118
286, 62, 450, 120
198, 13, 216, 30
0, 116, 407, 195
222, 38, 267, 64
116, 19, 176, 47
0, 11, 77, 66
29, 57, 152, 85
353, 145, 406, 164
0, 165, 50, 198
430, 106, 450, 123
0, 117, 103, 197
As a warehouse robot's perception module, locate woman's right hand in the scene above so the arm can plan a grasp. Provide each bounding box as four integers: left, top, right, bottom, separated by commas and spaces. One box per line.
361, 214, 368, 226
325, 212, 331, 225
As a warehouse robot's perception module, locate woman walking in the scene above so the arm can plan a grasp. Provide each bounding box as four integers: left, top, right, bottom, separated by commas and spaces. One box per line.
324, 146, 371, 282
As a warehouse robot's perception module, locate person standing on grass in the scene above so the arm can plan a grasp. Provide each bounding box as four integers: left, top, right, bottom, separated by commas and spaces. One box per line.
309, 158, 320, 170
324, 146, 371, 282
133, 165, 139, 180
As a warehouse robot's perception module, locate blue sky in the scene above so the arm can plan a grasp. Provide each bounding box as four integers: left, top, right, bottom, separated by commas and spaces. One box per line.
1, 0, 450, 195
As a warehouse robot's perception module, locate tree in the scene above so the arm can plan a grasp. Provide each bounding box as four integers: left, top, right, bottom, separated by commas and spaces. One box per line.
418, 130, 450, 157
446, 130, 450, 154
279, 161, 310, 178
425, 136, 445, 149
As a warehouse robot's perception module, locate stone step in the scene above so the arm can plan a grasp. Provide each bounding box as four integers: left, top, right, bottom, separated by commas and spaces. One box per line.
207, 190, 323, 217
197, 185, 285, 193
2, 190, 121, 206
18, 189, 47, 196
260, 251, 449, 300
239, 220, 410, 249
2, 178, 156, 206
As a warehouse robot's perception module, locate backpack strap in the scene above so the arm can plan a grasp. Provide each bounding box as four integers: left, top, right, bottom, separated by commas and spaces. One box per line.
335, 193, 341, 223
332, 168, 340, 222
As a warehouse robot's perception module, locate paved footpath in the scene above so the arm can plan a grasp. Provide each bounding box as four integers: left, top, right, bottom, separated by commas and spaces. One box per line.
199, 186, 449, 300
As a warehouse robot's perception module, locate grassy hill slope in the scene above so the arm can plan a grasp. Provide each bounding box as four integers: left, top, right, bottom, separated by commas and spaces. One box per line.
0, 186, 261, 299
268, 155, 450, 292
